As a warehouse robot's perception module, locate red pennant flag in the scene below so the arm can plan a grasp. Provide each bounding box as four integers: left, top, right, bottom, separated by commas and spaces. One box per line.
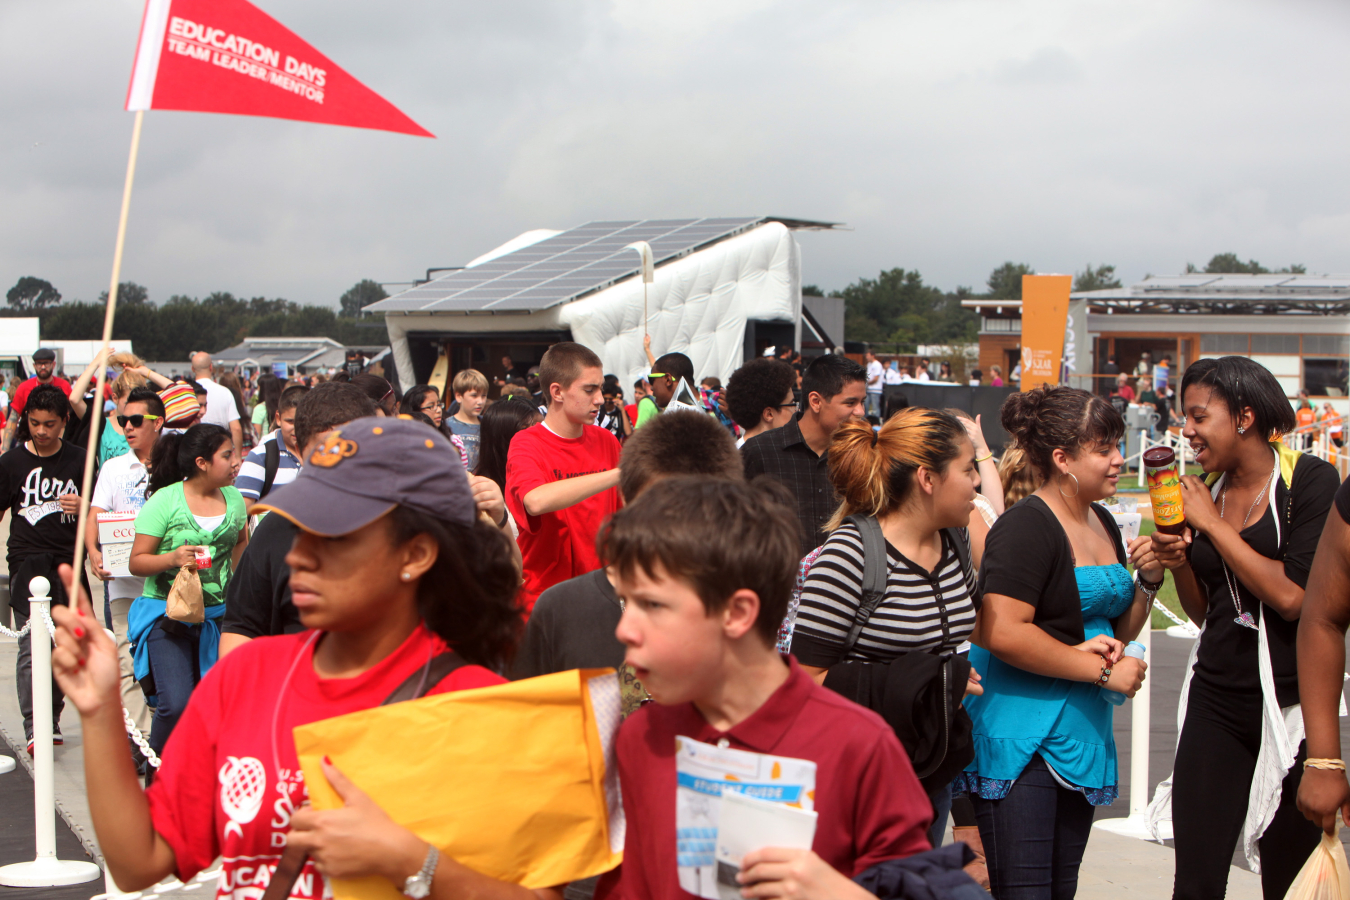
125, 0, 433, 137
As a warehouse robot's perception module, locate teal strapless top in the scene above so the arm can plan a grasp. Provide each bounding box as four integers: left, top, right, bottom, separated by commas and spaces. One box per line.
958, 563, 1134, 805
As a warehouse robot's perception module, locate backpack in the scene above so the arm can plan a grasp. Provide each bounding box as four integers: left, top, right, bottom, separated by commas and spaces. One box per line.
260, 435, 281, 500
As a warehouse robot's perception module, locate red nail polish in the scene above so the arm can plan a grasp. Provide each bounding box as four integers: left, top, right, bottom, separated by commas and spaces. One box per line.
76, 608, 86, 618
78, 658, 85, 667
73, 627, 85, 639
323, 755, 332, 765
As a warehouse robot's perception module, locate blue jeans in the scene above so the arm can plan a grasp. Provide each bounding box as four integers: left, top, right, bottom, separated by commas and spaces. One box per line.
969, 755, 1094, 900
928, 780, 953, 849
145, 618, 203, 756
865, 391, 882, 419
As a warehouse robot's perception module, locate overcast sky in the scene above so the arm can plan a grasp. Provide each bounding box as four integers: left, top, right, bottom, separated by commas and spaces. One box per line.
4, 0, 1349, 310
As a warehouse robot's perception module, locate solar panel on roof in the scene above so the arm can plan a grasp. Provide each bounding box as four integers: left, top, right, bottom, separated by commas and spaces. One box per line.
368, 217, 765, 314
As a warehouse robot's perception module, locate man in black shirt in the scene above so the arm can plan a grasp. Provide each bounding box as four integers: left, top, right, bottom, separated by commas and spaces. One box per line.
741, 354, 867, 557
0, 385, 88, 750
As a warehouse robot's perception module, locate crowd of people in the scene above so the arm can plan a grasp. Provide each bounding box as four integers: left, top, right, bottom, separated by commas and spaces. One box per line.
2, 338, 1349, 900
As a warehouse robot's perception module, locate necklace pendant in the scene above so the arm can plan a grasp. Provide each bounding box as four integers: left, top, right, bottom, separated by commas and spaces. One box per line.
1234, 611, 1258, 630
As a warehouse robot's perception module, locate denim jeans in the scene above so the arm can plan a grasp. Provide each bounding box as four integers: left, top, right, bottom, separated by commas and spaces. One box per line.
145, 618, 203, 756
927, 780, 953, 849
13, 607, 66, 741
865, 391, 882, 419
969, 755, 1094, 900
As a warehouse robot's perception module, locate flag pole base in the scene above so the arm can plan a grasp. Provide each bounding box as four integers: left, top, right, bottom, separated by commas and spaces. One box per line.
1092, 814, 1172, 842
0, 857, 102, 887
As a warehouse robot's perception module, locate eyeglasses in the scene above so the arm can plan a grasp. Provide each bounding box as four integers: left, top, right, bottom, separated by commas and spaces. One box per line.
775, 403, 798, 410
117, 414, 162, 428
649, 373, 674, 381
419, 402, 443, 412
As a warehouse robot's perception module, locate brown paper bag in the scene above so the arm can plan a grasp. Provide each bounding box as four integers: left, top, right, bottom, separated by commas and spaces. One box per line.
165, 565, 204, 623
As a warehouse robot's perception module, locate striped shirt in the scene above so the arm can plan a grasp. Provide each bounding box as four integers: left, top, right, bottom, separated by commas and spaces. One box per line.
790, 522, 977, 667
235, 431, 301, 501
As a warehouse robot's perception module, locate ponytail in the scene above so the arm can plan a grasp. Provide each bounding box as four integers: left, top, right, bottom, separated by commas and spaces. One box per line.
824, 408, 967, 531
147, 423, 230, 497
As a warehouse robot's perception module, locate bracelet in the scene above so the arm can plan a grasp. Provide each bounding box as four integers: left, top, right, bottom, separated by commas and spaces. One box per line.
1137, 570, 1164, 590
975, 452, 994, 463
1305, 758, 1347, 771
1096, 655, 1113, 687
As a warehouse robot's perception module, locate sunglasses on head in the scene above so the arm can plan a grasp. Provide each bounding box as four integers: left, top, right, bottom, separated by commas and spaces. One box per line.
117, 413, 162, 428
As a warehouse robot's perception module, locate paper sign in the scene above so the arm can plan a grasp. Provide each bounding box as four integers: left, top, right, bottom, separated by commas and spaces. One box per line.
1020, 274, 1072, 391
98, 511, 139, 578
674, 735, 816, 899
715, 791, 818, 900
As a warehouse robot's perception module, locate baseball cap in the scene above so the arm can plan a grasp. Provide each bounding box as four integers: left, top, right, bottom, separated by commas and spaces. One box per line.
252, 416, 476, 537
32, 348, 56, 362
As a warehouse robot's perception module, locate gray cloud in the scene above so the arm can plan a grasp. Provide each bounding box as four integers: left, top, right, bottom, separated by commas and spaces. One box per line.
3, 0, 1350, 313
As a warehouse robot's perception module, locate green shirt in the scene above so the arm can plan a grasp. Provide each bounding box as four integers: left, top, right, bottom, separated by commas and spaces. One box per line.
251, 403, 269, 430
634, 396, 661, 428
133, 482, 247, 605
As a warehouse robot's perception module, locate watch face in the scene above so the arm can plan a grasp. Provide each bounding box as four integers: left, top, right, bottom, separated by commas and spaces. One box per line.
404, 877, 432, 899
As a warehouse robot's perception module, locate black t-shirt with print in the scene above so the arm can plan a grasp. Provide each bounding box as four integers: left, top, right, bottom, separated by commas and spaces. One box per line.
0, 441, 86, 567
1189, 453, 1339, 708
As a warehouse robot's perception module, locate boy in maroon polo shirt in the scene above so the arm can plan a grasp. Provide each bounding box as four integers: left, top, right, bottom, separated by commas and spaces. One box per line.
595, 477, 931, 899
505, 342, 621, 612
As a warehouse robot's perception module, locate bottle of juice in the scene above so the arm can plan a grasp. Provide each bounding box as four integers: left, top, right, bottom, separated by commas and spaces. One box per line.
1143, 447, 1186, 535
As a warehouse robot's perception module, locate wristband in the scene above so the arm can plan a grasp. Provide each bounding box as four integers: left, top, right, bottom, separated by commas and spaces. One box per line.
1304, 758, 1347, 771
975, 452, 994, 463
1096, 655, 1113, 687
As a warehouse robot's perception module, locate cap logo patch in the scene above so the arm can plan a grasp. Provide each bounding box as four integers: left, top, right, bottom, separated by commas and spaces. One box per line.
309, 432, 358, 468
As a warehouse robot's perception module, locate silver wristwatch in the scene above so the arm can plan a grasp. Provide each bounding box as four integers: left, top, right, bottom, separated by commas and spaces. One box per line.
403, 845, 439, 899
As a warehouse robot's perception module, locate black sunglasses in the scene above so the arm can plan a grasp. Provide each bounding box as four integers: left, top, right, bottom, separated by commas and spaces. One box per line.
117, 413, 162, 428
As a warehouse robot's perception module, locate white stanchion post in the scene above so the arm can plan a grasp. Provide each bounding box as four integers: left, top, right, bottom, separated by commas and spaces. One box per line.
1094, 623, 1171, 841
0, 578, 102, 887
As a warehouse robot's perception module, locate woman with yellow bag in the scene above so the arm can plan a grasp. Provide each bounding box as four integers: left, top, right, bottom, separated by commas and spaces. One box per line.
49, 417, 569, 900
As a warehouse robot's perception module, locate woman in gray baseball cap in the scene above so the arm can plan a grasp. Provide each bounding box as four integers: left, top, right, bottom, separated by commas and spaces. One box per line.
49, 418, 570, 899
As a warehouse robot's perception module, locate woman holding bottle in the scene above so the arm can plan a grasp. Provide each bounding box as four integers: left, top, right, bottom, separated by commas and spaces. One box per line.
1149, 356, 1338, 900
961, 385, 1158, 899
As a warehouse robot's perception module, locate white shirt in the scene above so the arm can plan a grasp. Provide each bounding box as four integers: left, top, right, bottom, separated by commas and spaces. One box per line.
865, 360, 884, 393
90, 451, 150, 601
197, 376, 240, 427
915, 370, 930, 382
883, 367, 902, 385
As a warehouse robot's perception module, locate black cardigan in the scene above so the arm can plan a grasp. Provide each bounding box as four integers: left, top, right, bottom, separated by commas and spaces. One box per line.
977, 494, 1127, 647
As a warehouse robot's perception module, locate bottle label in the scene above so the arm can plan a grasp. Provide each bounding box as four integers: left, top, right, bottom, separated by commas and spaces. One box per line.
1146, 465, 1185, 527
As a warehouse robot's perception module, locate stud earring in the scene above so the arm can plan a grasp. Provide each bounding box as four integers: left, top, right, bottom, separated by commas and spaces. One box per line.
1238, 426, 1246, 435
401, 571, 412, 582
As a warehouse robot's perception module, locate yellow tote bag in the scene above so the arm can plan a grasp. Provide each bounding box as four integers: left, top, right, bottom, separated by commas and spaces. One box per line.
294, 668, 624, 898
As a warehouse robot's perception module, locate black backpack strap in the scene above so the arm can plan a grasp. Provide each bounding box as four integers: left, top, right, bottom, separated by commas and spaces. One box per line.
260, 436, 281, 499
841, 514, 888, 658
944, 527, 971, 582
380, 650, 467, 705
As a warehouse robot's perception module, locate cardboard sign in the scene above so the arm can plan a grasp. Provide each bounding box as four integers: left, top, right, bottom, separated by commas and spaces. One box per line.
97, 511, 138, 578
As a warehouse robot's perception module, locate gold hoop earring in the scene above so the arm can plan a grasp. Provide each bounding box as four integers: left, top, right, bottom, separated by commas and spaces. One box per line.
1058, 473, 1080, 499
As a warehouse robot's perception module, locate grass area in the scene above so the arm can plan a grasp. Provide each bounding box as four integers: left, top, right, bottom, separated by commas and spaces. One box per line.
1137, 517, 1189, 630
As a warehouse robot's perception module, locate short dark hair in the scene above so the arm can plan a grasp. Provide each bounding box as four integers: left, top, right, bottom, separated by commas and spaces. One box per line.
726, 359, 796, 430
599, 476, 799, 646
124, 386, 165, 419
24, 384, 70, 421
652, 352, 694, 387
801, 354, 866, 403
293, 382, 379, 454
278, 384, 309, 414
618, 410, 743, 501
1181, 356, 1297, 439
538, 342, 602, 404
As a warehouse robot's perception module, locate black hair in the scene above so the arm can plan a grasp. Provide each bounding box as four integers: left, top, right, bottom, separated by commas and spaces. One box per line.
398, 385, 440, 418
801, 354, 867, 402
124, 386, 166, 419
256, 373, 282, 428
1181, 356, 1297, 439
278, 384, 309, 415
147, 423, 231, 496
348, 373, 398, 415
389, 506, 521, 670
474, 397, 539, 490
652, 352, 694, 386
292, 382, 379, 456
633, 378, 648, 391
726, 359, 797, 430
13, 384, 71, 444
1001, 385, 1124, 480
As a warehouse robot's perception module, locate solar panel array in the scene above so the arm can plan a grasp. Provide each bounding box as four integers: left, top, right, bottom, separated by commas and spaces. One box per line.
370, 217, 765, 314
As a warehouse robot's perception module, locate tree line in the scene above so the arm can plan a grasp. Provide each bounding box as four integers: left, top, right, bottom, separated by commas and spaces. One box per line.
828, 252, 1308, 353
2, 278, 389, 362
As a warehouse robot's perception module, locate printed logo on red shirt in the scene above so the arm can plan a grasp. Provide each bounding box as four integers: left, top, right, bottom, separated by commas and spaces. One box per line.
219, 756, 267, 838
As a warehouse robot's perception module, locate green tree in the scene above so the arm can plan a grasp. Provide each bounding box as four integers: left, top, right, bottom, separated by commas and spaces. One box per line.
97, 281, 149, 306
1200, 253, 1268, 274
339, 279, 388, 317
1073, 263, 1122, 292
7, 276, 61, 310
839, 268, 976, 350
801, 284, 824, 297
986, 262, 1034, 300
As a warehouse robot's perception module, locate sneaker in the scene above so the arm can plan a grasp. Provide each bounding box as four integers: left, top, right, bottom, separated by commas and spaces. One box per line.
25, 738, 33, 756
52, 727, 62, 747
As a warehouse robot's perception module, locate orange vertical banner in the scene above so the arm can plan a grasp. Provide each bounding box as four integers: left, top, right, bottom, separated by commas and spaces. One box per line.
1020, 274, 1071, 391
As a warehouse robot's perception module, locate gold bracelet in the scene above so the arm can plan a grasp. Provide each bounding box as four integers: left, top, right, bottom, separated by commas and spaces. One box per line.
975, 452, 994, 463
1304, 758, 1347, 771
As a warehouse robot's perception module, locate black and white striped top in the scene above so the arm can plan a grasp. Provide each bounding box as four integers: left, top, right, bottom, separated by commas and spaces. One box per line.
789, 522, 978, 667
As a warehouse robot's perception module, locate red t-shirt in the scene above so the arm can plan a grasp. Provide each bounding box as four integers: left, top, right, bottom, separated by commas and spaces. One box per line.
625, 404, 638, 426
596, 658, 932, 899
1117, 384, 1135, 403
145, 626, 503, 899
10, 376, 72, 417
505, 422, 622, 612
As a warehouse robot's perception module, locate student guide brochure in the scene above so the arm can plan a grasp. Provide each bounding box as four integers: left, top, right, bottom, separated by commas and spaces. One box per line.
715, 790, 818, 900
674, 735, 817, 899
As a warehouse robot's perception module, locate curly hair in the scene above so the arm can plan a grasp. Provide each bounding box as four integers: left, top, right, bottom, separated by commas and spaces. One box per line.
1000, 385, 1124, 480
726, 359, 796, 430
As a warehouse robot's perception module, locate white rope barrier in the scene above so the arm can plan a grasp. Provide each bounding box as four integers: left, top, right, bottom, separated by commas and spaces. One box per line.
1153, 598, 1199, 637
0, 620, 32, 640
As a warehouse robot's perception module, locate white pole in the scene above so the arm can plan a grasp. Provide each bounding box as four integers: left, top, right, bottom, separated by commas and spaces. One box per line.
0, 579, 102, 887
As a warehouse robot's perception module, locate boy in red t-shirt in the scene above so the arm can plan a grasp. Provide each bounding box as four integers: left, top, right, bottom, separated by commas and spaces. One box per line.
595, 477, 932, 899
505, 342, 621, 612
